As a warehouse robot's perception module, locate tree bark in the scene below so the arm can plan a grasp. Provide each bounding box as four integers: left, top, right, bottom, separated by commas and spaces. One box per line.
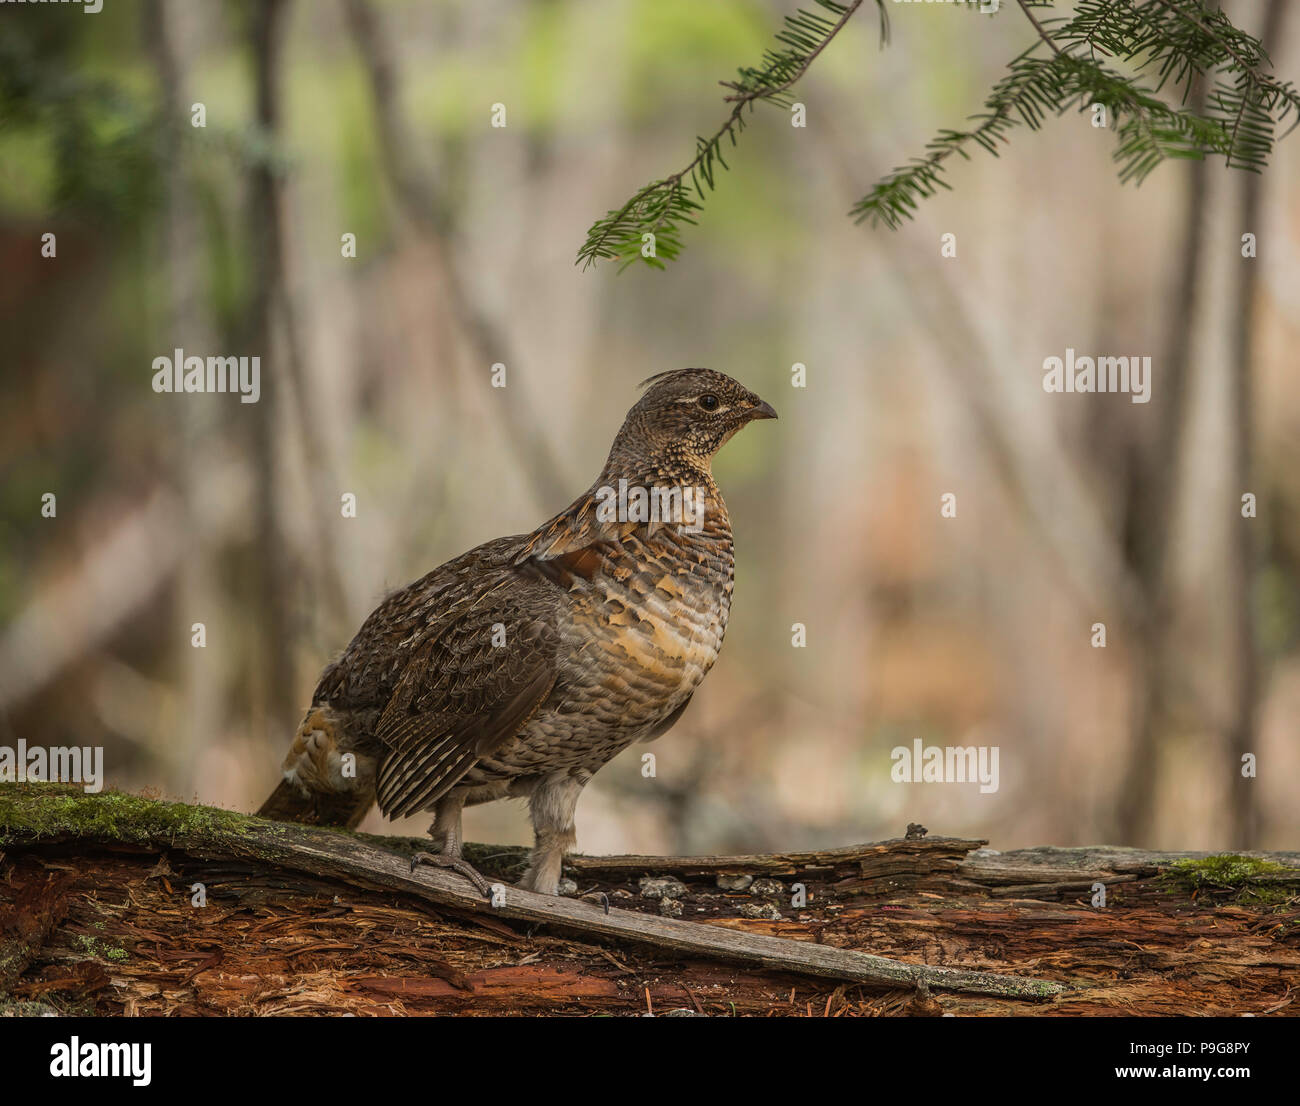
1224, 0, 1288, 849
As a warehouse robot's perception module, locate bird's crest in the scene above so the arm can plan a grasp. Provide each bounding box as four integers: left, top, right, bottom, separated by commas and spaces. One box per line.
638, 368, 706, 391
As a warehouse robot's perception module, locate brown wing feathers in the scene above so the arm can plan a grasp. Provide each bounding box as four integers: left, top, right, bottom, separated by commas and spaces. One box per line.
376, 664, 556, 817
372, 571, 561, 818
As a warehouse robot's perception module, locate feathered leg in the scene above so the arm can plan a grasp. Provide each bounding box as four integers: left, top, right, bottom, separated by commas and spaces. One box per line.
518, 773, 586, 895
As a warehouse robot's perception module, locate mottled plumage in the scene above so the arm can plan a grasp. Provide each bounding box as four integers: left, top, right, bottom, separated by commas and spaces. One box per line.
257, 368, 775, 894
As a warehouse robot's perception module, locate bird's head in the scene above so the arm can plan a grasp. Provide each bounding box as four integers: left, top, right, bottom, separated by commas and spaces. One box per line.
608, 368, 777, 478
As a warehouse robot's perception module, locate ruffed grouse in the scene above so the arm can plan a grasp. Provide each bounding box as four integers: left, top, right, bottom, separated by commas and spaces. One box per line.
258, 368, 776, 895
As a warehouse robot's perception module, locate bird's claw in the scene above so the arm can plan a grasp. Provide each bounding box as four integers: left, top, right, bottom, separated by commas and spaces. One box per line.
409, 850, 493, 899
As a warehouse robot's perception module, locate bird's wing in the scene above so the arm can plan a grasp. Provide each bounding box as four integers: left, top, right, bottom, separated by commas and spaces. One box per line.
373, 570, 561, 818
321, 505, 626, 820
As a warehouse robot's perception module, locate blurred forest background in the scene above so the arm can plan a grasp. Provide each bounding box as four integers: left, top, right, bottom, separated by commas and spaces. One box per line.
1, 0, 1298, 856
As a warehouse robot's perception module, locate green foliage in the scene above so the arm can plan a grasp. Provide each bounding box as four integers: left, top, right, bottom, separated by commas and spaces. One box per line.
581, 0, 1300, 267
0, 19, 163, 224
856, 0, 1300, 230
576, 1, 888, 271
618, 0, 771, 119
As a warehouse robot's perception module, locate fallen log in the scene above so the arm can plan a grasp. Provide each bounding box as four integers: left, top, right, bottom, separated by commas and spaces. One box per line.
1, 783, 1297, 1016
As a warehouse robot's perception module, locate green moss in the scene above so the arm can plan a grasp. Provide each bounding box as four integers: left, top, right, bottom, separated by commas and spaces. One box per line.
1161, 854, 1300, 907
0, 782, 263, 849
73, 933, 128, 964
0, 782, 523, 873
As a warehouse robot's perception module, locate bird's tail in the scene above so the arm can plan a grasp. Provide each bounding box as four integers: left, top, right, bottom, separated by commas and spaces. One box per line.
255, 706, 377, 829
256, 779, 373, 829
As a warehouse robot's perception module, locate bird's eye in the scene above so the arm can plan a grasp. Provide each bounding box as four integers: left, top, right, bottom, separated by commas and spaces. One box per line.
697, 393, 720, 412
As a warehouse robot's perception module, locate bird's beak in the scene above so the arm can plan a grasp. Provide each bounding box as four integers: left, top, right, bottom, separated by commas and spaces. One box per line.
747, 399, 778, 421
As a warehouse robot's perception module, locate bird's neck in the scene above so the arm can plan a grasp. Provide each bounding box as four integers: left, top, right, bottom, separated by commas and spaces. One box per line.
567, 455, 729, 546
598, 460, 715, 493
597, 439, 720, 492
597, 451, 722, 505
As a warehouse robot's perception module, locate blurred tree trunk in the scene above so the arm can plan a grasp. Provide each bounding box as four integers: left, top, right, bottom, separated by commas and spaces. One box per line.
1224, 0, 1288, 849
247, 0, 351, 645
144, 0, 221, 789
1114, 79, 1209, 845
246, 0, 296, 739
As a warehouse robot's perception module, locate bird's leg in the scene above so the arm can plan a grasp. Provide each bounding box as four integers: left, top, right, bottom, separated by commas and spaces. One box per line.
410, 792, 491, 898
430, 792, 466, 858
518, 774, 586, 895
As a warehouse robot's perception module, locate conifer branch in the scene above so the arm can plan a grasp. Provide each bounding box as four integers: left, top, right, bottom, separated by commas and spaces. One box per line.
579, 0, 1298, 268
576, 1, 887, 271
855, 0, 1300, 229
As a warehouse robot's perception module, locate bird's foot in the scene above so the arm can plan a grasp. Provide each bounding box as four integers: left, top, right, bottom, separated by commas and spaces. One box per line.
516, 864, 562, 896
409, 851, 492, 899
